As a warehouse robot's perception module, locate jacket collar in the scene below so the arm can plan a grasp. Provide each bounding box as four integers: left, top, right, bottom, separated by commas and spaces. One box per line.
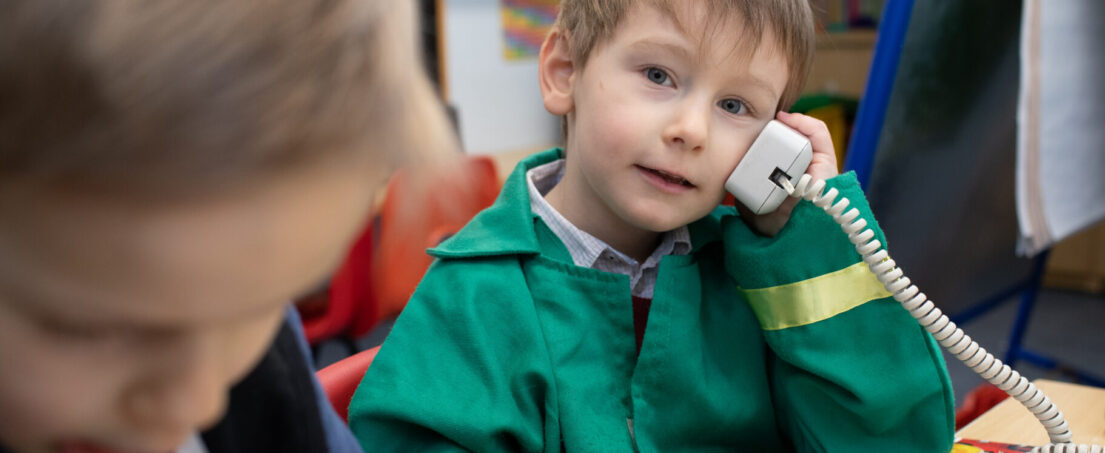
429, 147, 723, 259
429, 149, 560, 258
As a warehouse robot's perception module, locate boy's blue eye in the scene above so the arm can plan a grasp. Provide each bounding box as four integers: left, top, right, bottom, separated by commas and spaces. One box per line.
644, 67, 670, 85
718, 98, 747, 115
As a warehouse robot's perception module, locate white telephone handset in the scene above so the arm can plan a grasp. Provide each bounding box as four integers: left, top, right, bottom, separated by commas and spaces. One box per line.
724, 120, 812, 215
729, 119, 1099, 451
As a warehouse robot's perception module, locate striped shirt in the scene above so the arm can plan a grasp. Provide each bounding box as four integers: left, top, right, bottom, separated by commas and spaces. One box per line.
526, 159, 692, 298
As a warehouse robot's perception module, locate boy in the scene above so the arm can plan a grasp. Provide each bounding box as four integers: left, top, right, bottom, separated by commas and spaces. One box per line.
351, 0, 954, 451
0, 1, 454, 452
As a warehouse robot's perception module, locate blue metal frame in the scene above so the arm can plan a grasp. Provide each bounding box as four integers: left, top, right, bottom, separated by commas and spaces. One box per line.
843, 0, 915, 189
1003, 250, 1050, 366
1016, 349, 1105, 388
997, 250, 1105, 387
947, 281, 1025, 326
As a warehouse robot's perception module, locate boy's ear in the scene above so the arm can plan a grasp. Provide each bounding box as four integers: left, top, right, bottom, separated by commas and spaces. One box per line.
538, 28, 574, 116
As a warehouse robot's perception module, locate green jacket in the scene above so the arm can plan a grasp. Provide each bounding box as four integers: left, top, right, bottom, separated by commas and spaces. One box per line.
349, 149, 954, 452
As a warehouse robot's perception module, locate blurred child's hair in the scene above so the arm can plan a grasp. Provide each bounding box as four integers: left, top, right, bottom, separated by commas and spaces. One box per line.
0, 0, 454, 196
555, 0, 815, 112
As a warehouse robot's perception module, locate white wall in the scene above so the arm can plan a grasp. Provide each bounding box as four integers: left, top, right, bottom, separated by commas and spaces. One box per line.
443, 0, 561, 155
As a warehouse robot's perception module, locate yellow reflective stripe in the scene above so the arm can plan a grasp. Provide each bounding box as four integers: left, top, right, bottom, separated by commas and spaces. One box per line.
740, 261, 892, 331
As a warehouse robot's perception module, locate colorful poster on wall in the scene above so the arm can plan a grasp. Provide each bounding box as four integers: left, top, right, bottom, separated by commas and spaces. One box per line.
500, 0, 559, 61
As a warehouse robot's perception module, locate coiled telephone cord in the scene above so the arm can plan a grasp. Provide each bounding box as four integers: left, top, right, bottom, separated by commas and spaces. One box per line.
778, 174, 1103, 453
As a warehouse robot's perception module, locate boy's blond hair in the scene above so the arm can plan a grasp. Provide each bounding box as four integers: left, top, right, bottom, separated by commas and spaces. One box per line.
555, 0, 814, 112
0, 1, 451, 196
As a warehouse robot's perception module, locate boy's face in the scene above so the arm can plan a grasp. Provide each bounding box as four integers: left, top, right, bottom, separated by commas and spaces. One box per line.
543, 2, 790, 234
0, 163, 381, 453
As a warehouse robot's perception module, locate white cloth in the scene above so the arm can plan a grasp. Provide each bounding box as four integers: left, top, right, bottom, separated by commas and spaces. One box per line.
1016, 0, 1105, 255
526, 159, 691, 298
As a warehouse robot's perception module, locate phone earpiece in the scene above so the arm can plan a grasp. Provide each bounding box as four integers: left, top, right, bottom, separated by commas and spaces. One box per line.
724, 120, 813, 215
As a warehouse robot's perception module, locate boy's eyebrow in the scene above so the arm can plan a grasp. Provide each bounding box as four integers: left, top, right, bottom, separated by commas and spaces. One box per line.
732, 75, 780, 102
627, 39, 694, 61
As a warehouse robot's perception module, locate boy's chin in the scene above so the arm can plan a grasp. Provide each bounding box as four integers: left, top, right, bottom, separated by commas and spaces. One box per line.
625, 210, 704, 234
633, 201, 720, 232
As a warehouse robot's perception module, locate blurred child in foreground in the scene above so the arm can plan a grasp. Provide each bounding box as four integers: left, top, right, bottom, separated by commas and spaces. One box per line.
0, 1, 455, 452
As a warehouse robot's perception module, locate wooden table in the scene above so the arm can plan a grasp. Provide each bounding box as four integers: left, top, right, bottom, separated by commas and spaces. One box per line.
956, 379, 1105, 446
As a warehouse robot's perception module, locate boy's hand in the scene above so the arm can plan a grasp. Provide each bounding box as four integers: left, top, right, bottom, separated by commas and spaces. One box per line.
739, 111, 839, 237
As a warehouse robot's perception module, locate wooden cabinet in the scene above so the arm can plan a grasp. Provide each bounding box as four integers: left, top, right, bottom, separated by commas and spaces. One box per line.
804, 30, 878, 97
1044, 221, 1105, 294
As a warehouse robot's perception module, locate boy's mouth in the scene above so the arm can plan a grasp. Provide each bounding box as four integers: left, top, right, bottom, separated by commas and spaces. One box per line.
637, 165, 695, 188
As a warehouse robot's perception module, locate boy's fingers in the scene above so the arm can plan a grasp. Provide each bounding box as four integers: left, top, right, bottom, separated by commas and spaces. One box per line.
776, 111, 838, 179
776, 111, 834, 157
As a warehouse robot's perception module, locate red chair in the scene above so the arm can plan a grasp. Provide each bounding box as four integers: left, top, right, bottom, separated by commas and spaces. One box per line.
954, 383, 1009, 430
317, 345, 381, 421
370, 156, 499, 326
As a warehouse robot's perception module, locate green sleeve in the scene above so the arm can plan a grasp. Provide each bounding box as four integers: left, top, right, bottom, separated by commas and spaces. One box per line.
347, 257, 553, 452
723, 172, 955, 452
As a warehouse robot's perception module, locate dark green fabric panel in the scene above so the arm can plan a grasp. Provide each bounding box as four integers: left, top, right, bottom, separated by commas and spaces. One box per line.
631, 249, 786, 452
349, 256, 551, 453
765, 299, 955, 452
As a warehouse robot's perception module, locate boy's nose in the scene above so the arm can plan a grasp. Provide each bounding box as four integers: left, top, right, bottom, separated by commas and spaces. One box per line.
122, 334, 229, 442
662, 100, 709, 152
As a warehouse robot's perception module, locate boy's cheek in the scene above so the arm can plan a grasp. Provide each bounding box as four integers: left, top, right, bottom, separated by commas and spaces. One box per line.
579, 117, 634, 154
